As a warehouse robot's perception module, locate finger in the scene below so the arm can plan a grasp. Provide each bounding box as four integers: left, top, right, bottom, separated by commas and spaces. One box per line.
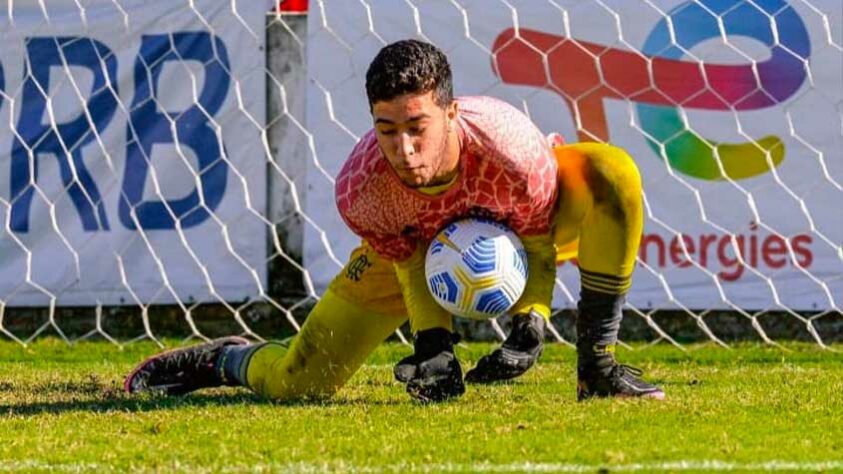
393, 362, 417, 382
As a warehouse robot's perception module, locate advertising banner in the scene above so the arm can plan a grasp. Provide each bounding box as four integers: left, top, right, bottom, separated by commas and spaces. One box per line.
0, 1, 267, 305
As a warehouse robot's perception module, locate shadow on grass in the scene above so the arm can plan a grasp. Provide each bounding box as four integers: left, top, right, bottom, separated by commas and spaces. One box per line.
1, 392, 268, 417
1, 392, 410, 417
1, 373, 412, 417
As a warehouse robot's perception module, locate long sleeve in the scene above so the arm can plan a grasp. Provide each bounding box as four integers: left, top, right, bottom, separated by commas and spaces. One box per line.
393, 246, 453, 333
509, 232, 556, 320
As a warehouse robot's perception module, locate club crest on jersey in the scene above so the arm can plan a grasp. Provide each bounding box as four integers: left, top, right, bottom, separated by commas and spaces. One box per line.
346, 254, 373, 281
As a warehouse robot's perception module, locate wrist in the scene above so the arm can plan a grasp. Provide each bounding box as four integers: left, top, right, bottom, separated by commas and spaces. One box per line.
413, 328, 459, 357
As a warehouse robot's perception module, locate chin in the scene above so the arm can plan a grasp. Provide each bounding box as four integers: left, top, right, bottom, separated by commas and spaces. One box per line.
402, 173, 430, 188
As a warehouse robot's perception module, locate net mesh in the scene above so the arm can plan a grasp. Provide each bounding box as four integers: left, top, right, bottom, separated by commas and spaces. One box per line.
0, 0, 840, 349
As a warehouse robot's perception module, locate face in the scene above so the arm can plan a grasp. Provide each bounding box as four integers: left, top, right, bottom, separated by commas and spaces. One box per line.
372, 90, 458, 188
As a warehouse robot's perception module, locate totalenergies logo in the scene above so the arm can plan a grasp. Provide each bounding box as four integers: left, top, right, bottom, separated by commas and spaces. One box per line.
492, 0, 810, 181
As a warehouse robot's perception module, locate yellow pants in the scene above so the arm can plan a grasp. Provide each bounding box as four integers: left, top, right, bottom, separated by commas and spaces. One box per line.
553, 142, 643, 293
246, 143, 643, 400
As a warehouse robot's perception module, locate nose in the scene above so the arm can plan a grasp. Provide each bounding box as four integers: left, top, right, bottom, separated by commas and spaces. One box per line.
396, 133, 415, 163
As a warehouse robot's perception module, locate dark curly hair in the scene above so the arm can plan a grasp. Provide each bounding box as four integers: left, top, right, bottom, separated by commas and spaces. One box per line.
365, 39, 453, 109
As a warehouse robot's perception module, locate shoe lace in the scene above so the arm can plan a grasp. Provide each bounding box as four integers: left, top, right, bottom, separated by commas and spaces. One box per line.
612, 363, 644, 379
170, 345, 216, 373
168, 351, 194, 372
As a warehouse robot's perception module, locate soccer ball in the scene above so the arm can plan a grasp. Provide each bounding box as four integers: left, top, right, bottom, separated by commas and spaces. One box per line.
425, 218, 528, 320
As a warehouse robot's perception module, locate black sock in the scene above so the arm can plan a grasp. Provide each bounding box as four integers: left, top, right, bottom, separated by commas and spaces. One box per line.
576, 288, 624, 374
216, 343, 268, 387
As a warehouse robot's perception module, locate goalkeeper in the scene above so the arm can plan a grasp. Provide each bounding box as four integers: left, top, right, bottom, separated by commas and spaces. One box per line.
124, 40, 663, 402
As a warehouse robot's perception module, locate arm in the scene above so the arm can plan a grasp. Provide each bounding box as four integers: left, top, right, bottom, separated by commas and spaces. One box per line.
393, 246, 453, 333
509, 232, 556, 320
392, 245, 464, 403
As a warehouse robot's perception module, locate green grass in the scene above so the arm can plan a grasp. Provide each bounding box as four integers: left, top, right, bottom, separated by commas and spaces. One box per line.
1, 339, 843, 473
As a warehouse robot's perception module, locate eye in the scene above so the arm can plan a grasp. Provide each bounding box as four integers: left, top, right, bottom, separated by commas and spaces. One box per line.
409, 127, 425, 135
378, 128, 396, 136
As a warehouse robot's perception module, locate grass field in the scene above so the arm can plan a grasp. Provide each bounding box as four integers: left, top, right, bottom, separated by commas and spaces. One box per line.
1, 339, 842, 473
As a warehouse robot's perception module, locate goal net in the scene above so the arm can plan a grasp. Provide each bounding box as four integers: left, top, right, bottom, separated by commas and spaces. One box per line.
0, 0, 840, 348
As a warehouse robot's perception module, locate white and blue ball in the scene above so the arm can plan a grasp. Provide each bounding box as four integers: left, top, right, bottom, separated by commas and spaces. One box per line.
425, 218, 528, 320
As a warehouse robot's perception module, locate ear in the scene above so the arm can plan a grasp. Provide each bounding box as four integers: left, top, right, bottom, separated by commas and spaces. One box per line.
447, 101, 458, 126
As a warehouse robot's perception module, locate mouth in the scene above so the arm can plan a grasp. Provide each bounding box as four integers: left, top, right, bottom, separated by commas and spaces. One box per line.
397, 167, 429, 187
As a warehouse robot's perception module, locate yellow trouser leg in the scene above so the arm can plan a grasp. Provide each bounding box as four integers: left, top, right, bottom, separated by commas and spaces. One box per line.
246, 243, 407, 400
553, 142, 644, 364
553, 142, 643, 287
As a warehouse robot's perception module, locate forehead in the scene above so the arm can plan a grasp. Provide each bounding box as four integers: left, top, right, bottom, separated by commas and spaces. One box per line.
371, 91, 442, 123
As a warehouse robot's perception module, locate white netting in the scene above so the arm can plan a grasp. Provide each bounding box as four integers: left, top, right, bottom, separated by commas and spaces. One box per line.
0, 0, 840, 348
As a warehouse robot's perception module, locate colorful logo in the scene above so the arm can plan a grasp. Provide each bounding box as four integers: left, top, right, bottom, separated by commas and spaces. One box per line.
492, 0, 810, 180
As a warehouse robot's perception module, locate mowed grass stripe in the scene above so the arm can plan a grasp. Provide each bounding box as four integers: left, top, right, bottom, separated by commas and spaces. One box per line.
0, 340, 841, 472
2, 460, 843, 473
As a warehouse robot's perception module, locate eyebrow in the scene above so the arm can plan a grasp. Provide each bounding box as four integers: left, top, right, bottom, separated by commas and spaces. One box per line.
374, 114, 431, 125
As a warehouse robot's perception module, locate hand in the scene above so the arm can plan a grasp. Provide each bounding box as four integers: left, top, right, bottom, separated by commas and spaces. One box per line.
464, 311, 545, 383
394, 328, 465, 402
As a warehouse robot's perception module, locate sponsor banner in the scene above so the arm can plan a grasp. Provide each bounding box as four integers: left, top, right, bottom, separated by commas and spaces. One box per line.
306, 0, 843, 310
0, 1, 267, 305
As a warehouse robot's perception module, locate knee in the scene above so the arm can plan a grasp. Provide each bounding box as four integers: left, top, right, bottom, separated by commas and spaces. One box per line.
575, 143, 642, 215
265, 383, 339, 403
589, 144, 641, 196
610, 147, 642, 199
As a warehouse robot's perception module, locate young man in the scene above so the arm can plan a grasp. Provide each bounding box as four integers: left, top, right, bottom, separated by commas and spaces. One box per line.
124, 40, 663, 402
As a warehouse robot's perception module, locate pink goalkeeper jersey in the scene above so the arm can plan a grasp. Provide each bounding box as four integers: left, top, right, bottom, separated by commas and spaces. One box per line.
335, 96, 558, 261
